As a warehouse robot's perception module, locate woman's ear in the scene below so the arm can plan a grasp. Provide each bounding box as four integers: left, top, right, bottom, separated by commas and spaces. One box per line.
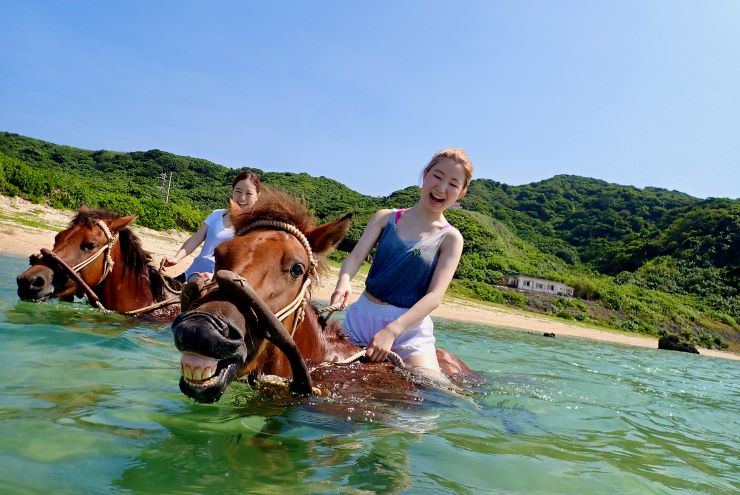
458, 186, 468, 199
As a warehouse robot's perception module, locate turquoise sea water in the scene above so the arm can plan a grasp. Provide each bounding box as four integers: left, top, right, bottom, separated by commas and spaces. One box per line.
1, 253, 738, 494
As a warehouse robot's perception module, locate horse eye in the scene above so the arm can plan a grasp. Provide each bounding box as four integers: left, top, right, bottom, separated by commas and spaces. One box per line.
289, 263, 305, 278
82, 242, 98, 251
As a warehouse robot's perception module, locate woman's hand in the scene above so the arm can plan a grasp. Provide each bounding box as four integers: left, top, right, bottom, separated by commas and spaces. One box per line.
162, 256, 179, 268
330, 279, 352, 309
365, 324, 401, 362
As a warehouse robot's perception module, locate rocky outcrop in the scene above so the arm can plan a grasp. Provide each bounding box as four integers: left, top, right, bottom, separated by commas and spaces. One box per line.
658, 335, 700, 354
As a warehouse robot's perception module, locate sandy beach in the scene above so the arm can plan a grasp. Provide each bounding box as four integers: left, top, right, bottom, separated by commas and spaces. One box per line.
2, 194, 738, 361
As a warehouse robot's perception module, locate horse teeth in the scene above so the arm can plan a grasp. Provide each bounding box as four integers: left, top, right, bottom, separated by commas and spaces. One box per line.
180, 352, 221, 382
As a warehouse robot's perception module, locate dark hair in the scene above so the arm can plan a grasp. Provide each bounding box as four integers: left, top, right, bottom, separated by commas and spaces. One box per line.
232, 171, 261, 192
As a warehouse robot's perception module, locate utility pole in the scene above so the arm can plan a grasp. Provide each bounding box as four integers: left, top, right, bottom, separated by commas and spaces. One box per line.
158, 173, 167, 201
158, 172, 174, 203
165, 172, 173, 203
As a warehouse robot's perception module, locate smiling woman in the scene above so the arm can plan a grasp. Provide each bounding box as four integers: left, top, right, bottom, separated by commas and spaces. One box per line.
163, 171, 261, 283
171, 188, 478, 403
330, 148, 475, 379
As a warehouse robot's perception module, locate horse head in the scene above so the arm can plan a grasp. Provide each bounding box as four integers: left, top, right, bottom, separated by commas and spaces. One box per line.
17, 207, 138, 303
172, 190, 352, 403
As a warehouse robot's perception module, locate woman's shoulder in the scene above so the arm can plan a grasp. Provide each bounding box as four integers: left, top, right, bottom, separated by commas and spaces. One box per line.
204, 209, 226, 223
442, 225, 464, 244
370, 209, 394, 224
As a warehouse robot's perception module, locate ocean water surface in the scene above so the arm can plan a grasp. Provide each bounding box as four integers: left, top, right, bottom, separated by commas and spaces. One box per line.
1, 253, 738, 494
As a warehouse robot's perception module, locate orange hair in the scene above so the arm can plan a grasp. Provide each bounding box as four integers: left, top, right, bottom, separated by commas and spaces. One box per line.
422, 148, 474, 189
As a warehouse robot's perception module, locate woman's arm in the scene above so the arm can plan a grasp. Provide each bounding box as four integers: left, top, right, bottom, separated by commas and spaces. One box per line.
330, 209, 392, 308
365, 228, 464, 361
162, 222, 209, 267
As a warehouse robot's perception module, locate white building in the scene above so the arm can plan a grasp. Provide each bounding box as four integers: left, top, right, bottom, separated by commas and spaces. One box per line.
503, 274, 574, 297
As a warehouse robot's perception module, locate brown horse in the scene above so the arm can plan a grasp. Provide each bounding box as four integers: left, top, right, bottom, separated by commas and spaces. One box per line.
172, 189, 477, 403
17, 207, 182, 320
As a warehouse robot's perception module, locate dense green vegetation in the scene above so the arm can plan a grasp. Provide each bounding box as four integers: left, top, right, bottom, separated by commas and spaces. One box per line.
461, 176, 738, 325
1, 131, 737, 350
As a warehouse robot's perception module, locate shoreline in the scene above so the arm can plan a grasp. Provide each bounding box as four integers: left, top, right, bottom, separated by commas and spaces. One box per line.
2, 194, 738, 362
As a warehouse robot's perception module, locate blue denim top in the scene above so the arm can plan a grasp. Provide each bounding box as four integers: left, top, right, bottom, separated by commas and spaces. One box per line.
365, 209, 450, 308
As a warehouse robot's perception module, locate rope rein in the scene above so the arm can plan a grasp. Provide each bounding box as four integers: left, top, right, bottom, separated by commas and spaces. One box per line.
233, 219, 407, 391
317, 302, 343, 320
257, 348, 406, 395
124, 297, 180, 316
33, 219, 181, 316
313, 302, 406, 369
30, 220, 119, 311
225, 220, 407, 393
312, 348, 405, 370
158, 259, 183, 296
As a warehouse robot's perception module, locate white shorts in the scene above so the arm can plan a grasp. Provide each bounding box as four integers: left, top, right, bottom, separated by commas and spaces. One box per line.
342, 293, 436, 359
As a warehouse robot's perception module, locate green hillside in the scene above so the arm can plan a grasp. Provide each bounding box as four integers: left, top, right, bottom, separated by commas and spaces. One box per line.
1, 131, 737, 350
460, 175, 738, 324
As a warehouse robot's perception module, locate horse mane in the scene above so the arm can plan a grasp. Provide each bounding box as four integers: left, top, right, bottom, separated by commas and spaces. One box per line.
231, 188, 329, 277
70, 209, 182, 299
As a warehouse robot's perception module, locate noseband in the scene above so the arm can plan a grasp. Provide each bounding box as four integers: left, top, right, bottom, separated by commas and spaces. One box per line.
235, 219, 318, 336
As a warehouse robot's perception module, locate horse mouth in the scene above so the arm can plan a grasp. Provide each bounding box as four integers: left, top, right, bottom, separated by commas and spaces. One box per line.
26, 292, 52, 302
17, 286, 54, 302
179, 352, 241, 402
172, 270, 314, 403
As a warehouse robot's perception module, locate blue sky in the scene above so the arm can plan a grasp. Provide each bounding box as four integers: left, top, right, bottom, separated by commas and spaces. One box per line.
2, 1, 738, 199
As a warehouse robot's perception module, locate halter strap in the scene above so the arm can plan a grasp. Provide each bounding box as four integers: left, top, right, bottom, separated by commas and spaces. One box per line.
31, 219, 181, 316
237, 219, 318, 276
235, 219, 317, 336
69, 219, 119, 285
29, 219, 119, 310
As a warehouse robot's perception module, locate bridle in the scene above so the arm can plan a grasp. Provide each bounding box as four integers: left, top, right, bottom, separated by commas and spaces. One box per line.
30, 219, 119, 309
28, 218, 181, 316
235, 219, 318, 336
69, 219, 118, 285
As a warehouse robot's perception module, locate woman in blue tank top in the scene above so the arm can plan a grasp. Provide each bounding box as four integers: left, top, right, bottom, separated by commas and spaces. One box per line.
331, 149, 474, 377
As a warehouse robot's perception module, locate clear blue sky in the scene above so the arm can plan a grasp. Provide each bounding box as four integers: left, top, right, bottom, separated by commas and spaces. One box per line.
2, 1, 738, 199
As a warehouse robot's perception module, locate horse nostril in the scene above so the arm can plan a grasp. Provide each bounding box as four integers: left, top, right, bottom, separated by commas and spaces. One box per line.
215, 319, 234, 339
31, 276, 46, 288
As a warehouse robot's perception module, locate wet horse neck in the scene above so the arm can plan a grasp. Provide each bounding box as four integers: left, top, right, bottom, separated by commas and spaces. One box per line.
96, 245, 155, 313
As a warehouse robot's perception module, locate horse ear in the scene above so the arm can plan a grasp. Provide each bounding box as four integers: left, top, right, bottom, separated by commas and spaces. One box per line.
108, 214, 139, 233
79, 205, 90, 213
308, 214, 352, 257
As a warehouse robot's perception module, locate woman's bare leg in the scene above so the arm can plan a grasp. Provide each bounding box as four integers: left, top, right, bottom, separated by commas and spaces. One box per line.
404, 350, 450, 384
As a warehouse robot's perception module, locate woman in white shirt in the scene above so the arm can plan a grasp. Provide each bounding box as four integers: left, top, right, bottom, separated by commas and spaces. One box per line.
163, 171, 261, 282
